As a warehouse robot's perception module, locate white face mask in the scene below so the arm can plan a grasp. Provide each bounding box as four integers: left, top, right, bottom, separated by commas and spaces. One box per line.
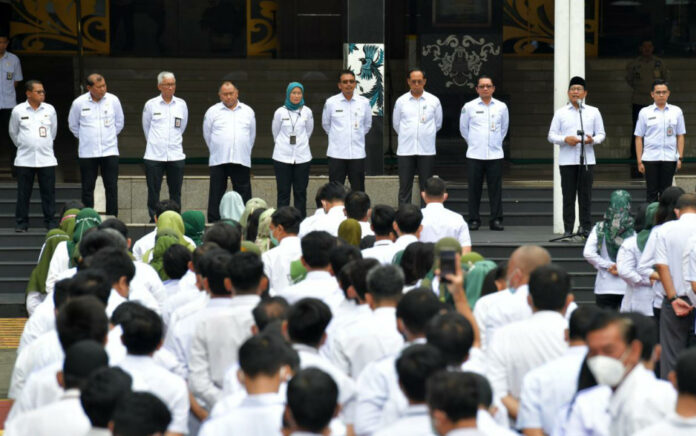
587, 351, 629, 387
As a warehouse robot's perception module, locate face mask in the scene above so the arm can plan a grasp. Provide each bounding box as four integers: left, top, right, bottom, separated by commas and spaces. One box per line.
587, 351, 629, 387
270, 229, 279, 246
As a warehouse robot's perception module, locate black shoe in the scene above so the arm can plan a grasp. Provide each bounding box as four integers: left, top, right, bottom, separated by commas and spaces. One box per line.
469, 220, 480, 231
489, 220, 504, 231
15, 227, 28, 233
563, 231, 572, 237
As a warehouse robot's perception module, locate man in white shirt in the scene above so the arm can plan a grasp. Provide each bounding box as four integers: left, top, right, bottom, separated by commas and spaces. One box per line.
390, 204, 423, 263
284, 368, 340, 436
487, 264, 573, 421
459, 76, 509, 232
203, 81, 256, 222
4, 340, 108, 436
517, 306, 597, 436
322, 69, 373, 192
263, 206, 303, 294
547, 76, 606, 238
635, 347, 696, 436
80, 366, 133, 436
188, 251, 264, 408
654, 193, 696, 378
345, 190, 375, 238
0, 33, 23, 177
420, 177, 471, 252
392, 69, 443, 205
277, 231, 343, 308
117, 304, 190, 436
199, 333, 291, 436
300, 182, 347, 237
361, 204, 396, 264
68, 73, 124, 216
110, 391, 172, 436
427, 371, 485, 436
474, 244, 551, 351
634, 79, 685, 203
374, 344, 445, 436
142, 71, 189, 222
9, 80, 58, 232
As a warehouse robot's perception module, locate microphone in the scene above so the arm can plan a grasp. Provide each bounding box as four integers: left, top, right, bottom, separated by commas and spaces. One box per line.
577, 98, 584, 109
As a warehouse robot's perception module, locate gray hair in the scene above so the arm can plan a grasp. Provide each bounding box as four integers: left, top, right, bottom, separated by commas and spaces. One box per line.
157, 71, 175, 85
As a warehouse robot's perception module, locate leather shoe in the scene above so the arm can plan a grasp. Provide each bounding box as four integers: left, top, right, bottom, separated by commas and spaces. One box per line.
563, 231, 572, 237
469, 220, 480, 231
489, 220, 504, 231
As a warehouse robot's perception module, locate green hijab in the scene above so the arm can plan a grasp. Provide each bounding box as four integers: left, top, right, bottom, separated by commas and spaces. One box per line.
636, 202, 659, 252
26, 219, 75, 295
596, 190, 635, 262
182, 211, 205, 246
463, 260, 497, 309
148, 228, 182, 281
67, 208, 102, 268
338, 219, 362, 247
59, 208, 80, 237
241, 240, 262, 256
255, 208, 276, 253
157, 211, 194, 248
219, 191, 245, 222
240, 198, 268, 228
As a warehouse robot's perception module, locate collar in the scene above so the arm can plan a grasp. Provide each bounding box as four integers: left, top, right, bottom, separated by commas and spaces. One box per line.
652, 102, 670, 111
230, 294, 261, 306
0, 52, 7, 60
290, 432, 324, 436
404, 403, 429, 416
86, 428, 112, 436
566, 345, 589, 357
23, 100, 44, 112
396, 234, 419, 245
241, 392, 285, 407
531, 310, 567, 322
62, 388, 81, 400
408, 91, 427, 101
679, 213, 696, 221
476, 97, 495, 106
327, 205, 345, 216
609, 363, 651, 416
373, 239, 394, 247
305, 270, 334, 281
207, 296, 232, 307
425, 202, 445, 210
158, 95, 176, 105
373, 306, 397, 317
666, 412, 696, 428
122, 354, 156, 366
221, 101, 243, 111
280, 235, 300, 246
87, 93, 106, 103
293, 343, 319, 355
340, 93, 355, 102
446, 428, 482, 436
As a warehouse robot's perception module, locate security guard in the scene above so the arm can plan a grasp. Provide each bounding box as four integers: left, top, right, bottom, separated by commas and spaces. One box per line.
626, 40, 670, 178
634, 79, 685, 203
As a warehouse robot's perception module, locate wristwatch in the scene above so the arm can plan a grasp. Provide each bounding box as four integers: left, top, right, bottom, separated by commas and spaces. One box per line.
669, 295, 679, 303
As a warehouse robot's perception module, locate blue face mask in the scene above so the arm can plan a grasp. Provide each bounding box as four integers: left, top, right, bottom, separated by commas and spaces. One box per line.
270, 229, 279, 246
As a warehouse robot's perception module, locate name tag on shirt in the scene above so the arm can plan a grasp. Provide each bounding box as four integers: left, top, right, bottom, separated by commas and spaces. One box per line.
81, 108, 90, 112
648, 116, 656, 120
20, 116, 28, 120
476, 111, 484, 114
153, 112, 162, 116
175, 117, 182, 128
6, 72, 12, 81
39, 126, 47, 137
335, 109, 343, 113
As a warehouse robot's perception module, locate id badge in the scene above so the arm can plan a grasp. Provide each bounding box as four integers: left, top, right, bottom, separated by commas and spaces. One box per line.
6, 72, 12, 81
175, 117, 182, 128
667, 126, 674, 136
104, 118, 110, 127
490, 121, 496, 131
290, 135, 297, 145
39, 126, 47, 138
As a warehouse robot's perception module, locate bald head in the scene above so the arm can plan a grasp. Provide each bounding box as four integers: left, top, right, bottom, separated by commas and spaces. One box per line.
507, 245, 551, 288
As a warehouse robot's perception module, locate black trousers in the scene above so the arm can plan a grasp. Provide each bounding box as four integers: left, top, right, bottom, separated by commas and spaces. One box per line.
328, 157, 365, 192
467, 158, 503, 224
144, 159, 185, 221
595, 293, 624, 311
208, 163, 251, 223
15, 166, 56, 230
397, 155, 435, 205
0, 109, 15, 178
274, 160, 310, 218
643, 160, 676, 203
79, 156, 119, 216
560, 164, 594, 233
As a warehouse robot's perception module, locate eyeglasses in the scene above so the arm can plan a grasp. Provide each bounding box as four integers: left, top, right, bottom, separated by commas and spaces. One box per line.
160, 83, 176, 88
569, 86, 585, 92
341, 80, 356, 84
477, 84, 494, 89
653, 91, 669, 95
33, 90, 45, 94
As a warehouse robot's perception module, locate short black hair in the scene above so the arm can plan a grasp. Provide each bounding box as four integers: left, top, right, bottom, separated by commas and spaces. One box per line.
400, 242, 434, 285
62, 340, 109, 390
85, 247, 135, 286
287, 298, 332, 348
323, 182, 347, 203
79, 230, 126, 259
287, 368, 338, 433
346, 258, 380, 300
345, 191, 371, 220
314, 185, 328, 209
111, 392, 171, 436
25, 80, 42, 93
154, 199, 180, 217
338, 69, 356, 82
253, 297, 290, 332
426, 371, 479, 421
99, 218, 129, 239
676, 348, 696, 395
656, 186, 684, 225
110, 301, 145, 327
477, 75, 494, 86
246, 208, 267, 242
70, 269, 112, 306
239, 333, 290, 377
360, 235, 376, 249
56, 296, 109, 351
370, 205, 396, 236
192, 241, 220, 274
569, 305, 602, 341
469, 371, 493, 408
623, 312, 657, 362
81, 367, 133, 428
426, 312, 474, 366
587, 310, 637, 346
407, 69, 426, 80
54, 277, 73, 309
528, 264, 571, 311
329, 244, 362, 279
199, 247, 233, 296
120, 304, 163, 355
163, 244, 192, 280
677, 193, 696, 211
396, 344, 446, 402
481, 262, 506, 298
301, 231, 336, 268
271, 207, 302, 235
228, 251, 264, 294
395, 204, 423, 234
424, 177, 446, 197
366, 264, 404, 303
85, 73, 104, 87
397, 288, 443, 335
652, 79, 669, 91
203, 222, 242, 254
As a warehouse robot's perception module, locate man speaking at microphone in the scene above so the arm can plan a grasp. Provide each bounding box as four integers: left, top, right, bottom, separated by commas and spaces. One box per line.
548, 76, 606, 238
